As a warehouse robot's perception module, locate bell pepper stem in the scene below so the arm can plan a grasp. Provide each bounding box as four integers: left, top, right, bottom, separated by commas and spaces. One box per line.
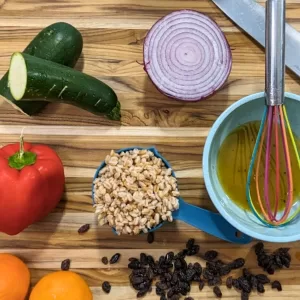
8, 129, 37, 170
19, 130, 24, 159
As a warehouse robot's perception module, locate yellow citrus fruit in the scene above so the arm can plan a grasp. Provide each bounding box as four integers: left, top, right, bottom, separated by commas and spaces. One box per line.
0, 253, 30, 300
29, 271, 93, 300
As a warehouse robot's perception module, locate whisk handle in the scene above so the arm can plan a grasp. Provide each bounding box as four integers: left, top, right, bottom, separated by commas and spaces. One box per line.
265, 0, 286, 106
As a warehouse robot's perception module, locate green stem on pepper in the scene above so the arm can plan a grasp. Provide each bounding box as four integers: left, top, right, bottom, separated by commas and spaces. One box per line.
8, 129, 37, 170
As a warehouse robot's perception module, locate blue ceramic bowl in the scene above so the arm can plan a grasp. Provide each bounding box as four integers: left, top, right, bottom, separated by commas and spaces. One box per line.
203, 92, 300, 243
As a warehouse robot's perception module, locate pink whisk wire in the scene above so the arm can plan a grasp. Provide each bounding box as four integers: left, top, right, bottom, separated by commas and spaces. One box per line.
264, 106, 274, 220
274, 106, 280, 218
278, 105, 293, 222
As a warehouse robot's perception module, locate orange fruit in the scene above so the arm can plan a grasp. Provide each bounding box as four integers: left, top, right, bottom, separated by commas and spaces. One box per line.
30, 271, 93, 300
0, 253, 30, 300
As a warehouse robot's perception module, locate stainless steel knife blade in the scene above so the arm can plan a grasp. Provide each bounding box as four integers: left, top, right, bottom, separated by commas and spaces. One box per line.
212, 0, 300, 77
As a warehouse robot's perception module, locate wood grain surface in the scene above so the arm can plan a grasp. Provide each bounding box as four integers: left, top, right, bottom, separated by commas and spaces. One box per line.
0, 0, 300, 299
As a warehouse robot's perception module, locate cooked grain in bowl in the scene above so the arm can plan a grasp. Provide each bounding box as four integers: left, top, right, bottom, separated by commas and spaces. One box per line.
93, 149, 180, 235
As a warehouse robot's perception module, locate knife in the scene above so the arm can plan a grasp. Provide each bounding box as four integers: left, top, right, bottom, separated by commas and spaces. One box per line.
212, 0, 300, 77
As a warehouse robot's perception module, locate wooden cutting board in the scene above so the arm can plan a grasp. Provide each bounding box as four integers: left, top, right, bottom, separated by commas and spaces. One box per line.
0, 0, 300, 299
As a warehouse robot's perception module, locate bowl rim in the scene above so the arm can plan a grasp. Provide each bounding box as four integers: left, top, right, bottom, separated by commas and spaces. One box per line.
203, 91, 300, 242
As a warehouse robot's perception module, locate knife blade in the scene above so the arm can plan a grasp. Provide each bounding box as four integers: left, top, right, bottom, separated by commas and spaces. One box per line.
212, 0, 300, 77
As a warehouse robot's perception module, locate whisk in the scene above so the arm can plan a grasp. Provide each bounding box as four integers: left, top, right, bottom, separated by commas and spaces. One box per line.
246, 0, 300, 226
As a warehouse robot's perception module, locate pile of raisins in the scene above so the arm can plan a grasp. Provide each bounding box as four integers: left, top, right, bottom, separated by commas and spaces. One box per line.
226, 268, 282, 300
127, 240, 288, 300
255, 242, 291, 274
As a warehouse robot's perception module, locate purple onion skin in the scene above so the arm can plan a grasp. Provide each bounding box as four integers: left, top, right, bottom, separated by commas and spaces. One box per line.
143, 9, 232, 102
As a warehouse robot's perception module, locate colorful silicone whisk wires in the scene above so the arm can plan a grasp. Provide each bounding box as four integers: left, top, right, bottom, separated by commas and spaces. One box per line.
246, 0, 300, 226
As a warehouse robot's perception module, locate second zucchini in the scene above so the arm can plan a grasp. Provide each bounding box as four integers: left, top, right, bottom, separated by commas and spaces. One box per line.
8, 52, 121, 120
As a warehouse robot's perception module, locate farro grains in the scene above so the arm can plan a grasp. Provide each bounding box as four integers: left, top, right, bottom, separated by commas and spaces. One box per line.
93, 149, 180, 235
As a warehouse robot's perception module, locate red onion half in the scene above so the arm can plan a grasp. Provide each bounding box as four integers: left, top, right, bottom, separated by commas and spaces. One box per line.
143, 10, 232, 102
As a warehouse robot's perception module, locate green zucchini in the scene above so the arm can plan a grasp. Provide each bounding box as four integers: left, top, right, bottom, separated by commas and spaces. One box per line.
8, 52, 121, 121
0, 22, 83, 116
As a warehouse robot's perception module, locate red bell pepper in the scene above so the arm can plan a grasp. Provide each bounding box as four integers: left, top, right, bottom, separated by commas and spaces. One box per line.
0, 136, 65, 235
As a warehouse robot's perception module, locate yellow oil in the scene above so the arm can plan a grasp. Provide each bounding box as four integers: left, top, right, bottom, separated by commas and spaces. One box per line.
217, 120, 300, 214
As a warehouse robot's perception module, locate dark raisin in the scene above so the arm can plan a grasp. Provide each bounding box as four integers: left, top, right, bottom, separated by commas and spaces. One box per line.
199, 279, 205, 290
102, 281, 111, 293
129, 257, 137, 262
254, 242, 264, 255
219, 265, 231, 276
256, 274, 270, 284
132, 268, 147, 276
137, 288, 148, 298
131, 276, 145, 285
164, 272, 172, 282
241, 291, 249, 300
184, 298, 194, 300
170, 295, 180, 300
128, 259, 141, 269
156, 282, 168, 290
232, 279, 240, 290
78, 224, 90, 234
193, 262, 202, 272
238, 278, 251, 293
160, 295, 167, 300
101, 257, 108, 265
174, 259, 182, 270
204, 250, 218, 261
250, 275, 258, 289
230, 258, 245, 269
158, 255, 165, 266
110, 253, 121, 264
242, 268, 251, 279
187, 245, 200, 256
213, 286, 222, 298
147, 232, 154, 243
206, 261, 218, 272
147, 255, 155, 267
61, 259, 71, 271
139, 253, 147, 266
226, 276, 233, 288
280, 255, 290, 268
165, 252, 174, 263
146, 268, 154, 280
178, 270, 187, 282
203, 268, 214, 280
186, 268, 196, 282
216, 260, 225, 267
156, 287, 164, 296
277, 247, 290, 255
272, 280, 282, 291
167, 287, 175, 298
266, 266, 275, 275
274, 255, 283, 268
208, 277, 221, 286
186, 238, 195, 249
257, 282, 265, 293
171, 273, 179, 285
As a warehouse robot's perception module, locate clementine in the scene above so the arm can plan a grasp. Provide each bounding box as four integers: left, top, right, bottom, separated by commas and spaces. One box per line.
30, 271, 93, 300
0, 253, 30, 300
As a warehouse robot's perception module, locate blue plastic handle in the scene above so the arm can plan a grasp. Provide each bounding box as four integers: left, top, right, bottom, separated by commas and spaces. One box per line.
173, 199, 252, 244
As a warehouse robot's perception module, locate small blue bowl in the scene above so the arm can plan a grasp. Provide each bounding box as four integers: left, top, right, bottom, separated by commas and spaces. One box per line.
92, 146, 252, 244
203, 92, 300, 243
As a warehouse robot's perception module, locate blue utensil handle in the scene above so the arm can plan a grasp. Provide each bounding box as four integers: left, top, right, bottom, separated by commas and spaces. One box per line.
173, 199, 252, 244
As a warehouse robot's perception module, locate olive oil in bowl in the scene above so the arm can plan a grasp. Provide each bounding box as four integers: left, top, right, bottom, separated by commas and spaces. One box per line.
217, 120, 300, 214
